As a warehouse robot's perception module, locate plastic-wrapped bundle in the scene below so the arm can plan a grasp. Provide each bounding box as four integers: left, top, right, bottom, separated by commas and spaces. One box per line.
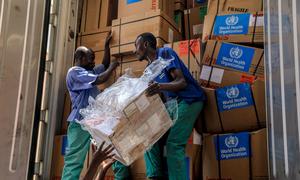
78, 57, 177, 165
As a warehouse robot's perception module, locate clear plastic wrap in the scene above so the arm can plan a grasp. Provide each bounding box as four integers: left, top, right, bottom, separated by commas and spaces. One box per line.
78, 57, 177, 165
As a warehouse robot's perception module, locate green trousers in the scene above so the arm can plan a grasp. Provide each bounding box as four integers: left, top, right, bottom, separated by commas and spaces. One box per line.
113, 100, 203, 180
62, 122, 91, 180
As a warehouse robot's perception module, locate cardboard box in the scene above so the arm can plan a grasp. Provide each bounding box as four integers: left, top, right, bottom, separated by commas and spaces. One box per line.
199, 65, 258, 89
78, 28, 111, 52
202, 12, 264, 44
111, 11, 181, 56
167, 39, 202, 81
118, 0, 175, 20
88, 91, 173, 165
186, 144, 203, 180
207, 0, 263, 15
80, 0, 118, 32
202, 40, 264, 76
203, 128, 268, 180
116, 56, 148, 78
184, 6, 207, 39
51, 135, 93, 180
202, 80, 266, 133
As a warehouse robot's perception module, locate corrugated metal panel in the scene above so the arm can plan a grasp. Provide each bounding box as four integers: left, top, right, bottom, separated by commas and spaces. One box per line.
265, 0, 300, 179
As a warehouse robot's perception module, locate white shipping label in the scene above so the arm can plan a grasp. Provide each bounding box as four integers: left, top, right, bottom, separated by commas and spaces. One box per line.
193, 130, 202, 145
199, 65, 212, 81
210, 67, 224, 84
249, 14, 256, 27
164, 44, 172, 48
124, 102, 137, 117
168, 28, 174, 42
135, 94, 150, 112
249, 14, 264, 27
256, 16, 264, 27
193, 24, 203, 35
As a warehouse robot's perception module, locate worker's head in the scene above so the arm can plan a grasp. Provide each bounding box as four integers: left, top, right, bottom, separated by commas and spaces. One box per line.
134, 32, 157, 61
74, 46, 95, 70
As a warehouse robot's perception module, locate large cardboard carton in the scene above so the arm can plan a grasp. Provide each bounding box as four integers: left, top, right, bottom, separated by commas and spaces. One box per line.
202, 80, 266, 133
118, 0, 175, 19
116, 57, 148, 78
184, 6, 207, 39
167, 39, 202, 81
90, 92, 172, 165
207, 0, 263, 15
203, 129, 268, 180
51, 135, 93, 180
77, 27, 111, 52
111, 11, 181, 56
80, 0, 118, 32
202, 12, 264, 44
199, 65, 259, 89
202, 40, 264, 76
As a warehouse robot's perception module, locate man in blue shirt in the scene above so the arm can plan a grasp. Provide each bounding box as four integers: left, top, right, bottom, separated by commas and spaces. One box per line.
113, 33, 205, 180
62, 33, 118, 180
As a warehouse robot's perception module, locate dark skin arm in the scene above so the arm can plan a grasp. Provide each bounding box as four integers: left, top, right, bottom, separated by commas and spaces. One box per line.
92, 59, 119, 85
102, 32, 112, 69
96, 159, 116, 180
146, 68, 187, 96
83, 143, 115, 180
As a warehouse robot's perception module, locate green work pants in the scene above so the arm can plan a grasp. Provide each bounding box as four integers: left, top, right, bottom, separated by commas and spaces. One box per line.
61, 122, 91, 180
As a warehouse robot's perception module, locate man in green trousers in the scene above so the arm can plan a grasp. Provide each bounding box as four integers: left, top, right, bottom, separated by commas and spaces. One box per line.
113, 33, 205, 180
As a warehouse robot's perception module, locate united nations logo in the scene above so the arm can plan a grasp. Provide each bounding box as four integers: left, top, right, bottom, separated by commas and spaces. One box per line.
225, 15, 239, 26
225, 136, 239, 148
230, 47, 243, 59
226, 86, 239, 98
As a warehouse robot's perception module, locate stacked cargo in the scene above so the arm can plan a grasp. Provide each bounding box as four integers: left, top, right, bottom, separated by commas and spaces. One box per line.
52, 0, 268, 179
198, 0, 268, 180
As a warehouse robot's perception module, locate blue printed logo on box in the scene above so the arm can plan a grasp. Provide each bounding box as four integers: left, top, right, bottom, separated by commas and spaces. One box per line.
213, 14, 251, 35
215, 132, 250, 160
216, 43, 255, 72
216, 83, 253, 112
127, 0, 141, 4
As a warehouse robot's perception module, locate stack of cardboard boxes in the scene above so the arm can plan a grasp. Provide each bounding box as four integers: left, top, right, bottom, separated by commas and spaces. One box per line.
52, 0, 269, 179
198, 0, 268, 180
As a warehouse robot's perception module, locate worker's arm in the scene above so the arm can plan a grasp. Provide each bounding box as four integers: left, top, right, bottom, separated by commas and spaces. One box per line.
97, 159, 115, 180
102, 32, 112, 69
146, 68, 187, 96
83, 143, 115, 180
92, 60, 119, 85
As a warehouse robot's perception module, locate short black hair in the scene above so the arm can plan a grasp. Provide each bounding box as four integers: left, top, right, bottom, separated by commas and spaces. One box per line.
137, 32, 157, 49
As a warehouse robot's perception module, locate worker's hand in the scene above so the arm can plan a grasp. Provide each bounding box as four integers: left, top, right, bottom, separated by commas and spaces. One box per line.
102, 158, 116, 172
93, 142, 115, 165
146, 81, 161, 96
109, 58, 119, 70
105, 31, 113, 47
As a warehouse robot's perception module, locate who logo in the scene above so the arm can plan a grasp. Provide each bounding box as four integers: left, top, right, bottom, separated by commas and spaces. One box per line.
225, 15, 239, 26
230, 47, 243, 59
225, 135, 239, 148
226, 86, 240, 99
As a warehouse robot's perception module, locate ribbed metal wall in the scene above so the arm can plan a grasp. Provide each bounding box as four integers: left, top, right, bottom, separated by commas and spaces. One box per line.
265, 0, 300, 179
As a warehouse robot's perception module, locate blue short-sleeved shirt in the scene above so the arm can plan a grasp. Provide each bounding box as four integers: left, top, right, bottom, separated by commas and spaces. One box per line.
154, 47, 206, 103
66, 64, 105, 122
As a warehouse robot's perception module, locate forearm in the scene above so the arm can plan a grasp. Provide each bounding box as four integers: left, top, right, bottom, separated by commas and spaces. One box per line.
92, 67, 114, 85
83, 161, 100, 180
102, 44, 111, 69
159, 80, 187, 92
97, 168, 106, 180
